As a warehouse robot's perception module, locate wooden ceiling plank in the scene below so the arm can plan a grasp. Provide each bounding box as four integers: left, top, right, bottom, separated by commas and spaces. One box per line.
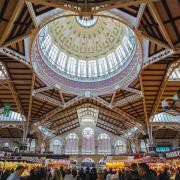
150, 59, 180, 117
0, 0, 25, 47
147, 0, 175, 50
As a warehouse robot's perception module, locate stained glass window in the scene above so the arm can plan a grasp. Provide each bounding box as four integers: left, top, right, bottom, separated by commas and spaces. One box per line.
98, 133, 111, 154
82, 127, 95, 154
65, 133, 79, 154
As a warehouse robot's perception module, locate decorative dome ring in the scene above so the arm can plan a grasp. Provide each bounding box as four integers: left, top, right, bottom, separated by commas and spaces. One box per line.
31, 13, 143, 96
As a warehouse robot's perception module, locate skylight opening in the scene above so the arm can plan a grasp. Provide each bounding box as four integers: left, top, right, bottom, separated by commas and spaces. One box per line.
169, 67, 180, 81
38, 126, 55, 137
151, 112, 180, 123
0, 62, 7, 80
0, 111, 26, 121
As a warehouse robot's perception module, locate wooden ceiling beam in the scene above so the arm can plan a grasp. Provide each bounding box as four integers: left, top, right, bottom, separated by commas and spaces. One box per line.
139, 74, 152, 140
112, 94, 142, 107
140, 31, 170, 49
0, 48, 31, 67
25, 2, 38, 28
2, 32, 32, 48
0, 0, 24, 47
147, 0, 175, 50
23, 73, 35, 142
26, 0, 82, 14
2, 62, 25, 116
26, 0, 145, 15
135, 3, 146, 29
93, 96, 139, 127
94, 0, 145, 14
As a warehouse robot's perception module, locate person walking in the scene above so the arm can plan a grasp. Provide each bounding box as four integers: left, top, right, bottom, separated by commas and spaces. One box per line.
52, 168, 63, 180
137, 163, 157, 180
97, 169, 103, 180
7, 166, 25, 180
158, 168, 171, 180
64, 169, 73, 180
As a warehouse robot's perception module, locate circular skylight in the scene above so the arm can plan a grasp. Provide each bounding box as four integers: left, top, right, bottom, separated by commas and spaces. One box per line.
38, 15, 136, 82
32, 12, 142, 96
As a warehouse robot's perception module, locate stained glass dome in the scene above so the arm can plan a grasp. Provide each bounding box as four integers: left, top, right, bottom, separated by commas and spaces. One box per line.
31, 12, 143, 96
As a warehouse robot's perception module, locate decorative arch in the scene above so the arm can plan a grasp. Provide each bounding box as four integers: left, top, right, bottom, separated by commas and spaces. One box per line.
65, 133, 79, 154
97, 133, 111, 154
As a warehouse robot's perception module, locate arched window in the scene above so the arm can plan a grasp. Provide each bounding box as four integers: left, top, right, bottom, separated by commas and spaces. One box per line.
82, 127, 95, 154
65, 133, 79, 154
98, 133, 111, 154
52, 139, 62, 154
114, 139, 127, 154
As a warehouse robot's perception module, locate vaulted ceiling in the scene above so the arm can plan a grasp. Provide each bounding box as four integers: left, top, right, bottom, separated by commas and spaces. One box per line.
0, 0, 179, 140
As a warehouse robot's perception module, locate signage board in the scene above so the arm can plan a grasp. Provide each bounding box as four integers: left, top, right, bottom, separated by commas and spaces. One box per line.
165, 149, 180, 159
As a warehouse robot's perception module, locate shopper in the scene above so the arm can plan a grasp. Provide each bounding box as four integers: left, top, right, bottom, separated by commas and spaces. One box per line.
118, 170, 126, 180
46, 169, 52, 180
126, 163, 141, 180
91, 168, 97, 180
137, 163, 157, 180
60, 166, 66, 178
1, 169, 11, 180
175, 168, 180, 180
84, 168, 91, 180
110, 171, 119, 180
158, 168, 171, 180
52, 168, 63, 180
72, 169, 78, 180
106, 169, 113, 180
97, 169, 103, 180
103, 168, 108, 180
7, 165, 25, 180
64, 169, 73, 180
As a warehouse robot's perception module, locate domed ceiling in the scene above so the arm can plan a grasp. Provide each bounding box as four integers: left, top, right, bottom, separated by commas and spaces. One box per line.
31, 12, 142, 96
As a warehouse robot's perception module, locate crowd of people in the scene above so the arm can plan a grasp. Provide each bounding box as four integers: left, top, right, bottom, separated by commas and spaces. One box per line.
0, 163, 179, 180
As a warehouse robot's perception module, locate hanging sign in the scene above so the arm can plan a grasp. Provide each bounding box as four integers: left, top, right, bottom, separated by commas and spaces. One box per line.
165, 149, 180, 159
3, 104, 11, 117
